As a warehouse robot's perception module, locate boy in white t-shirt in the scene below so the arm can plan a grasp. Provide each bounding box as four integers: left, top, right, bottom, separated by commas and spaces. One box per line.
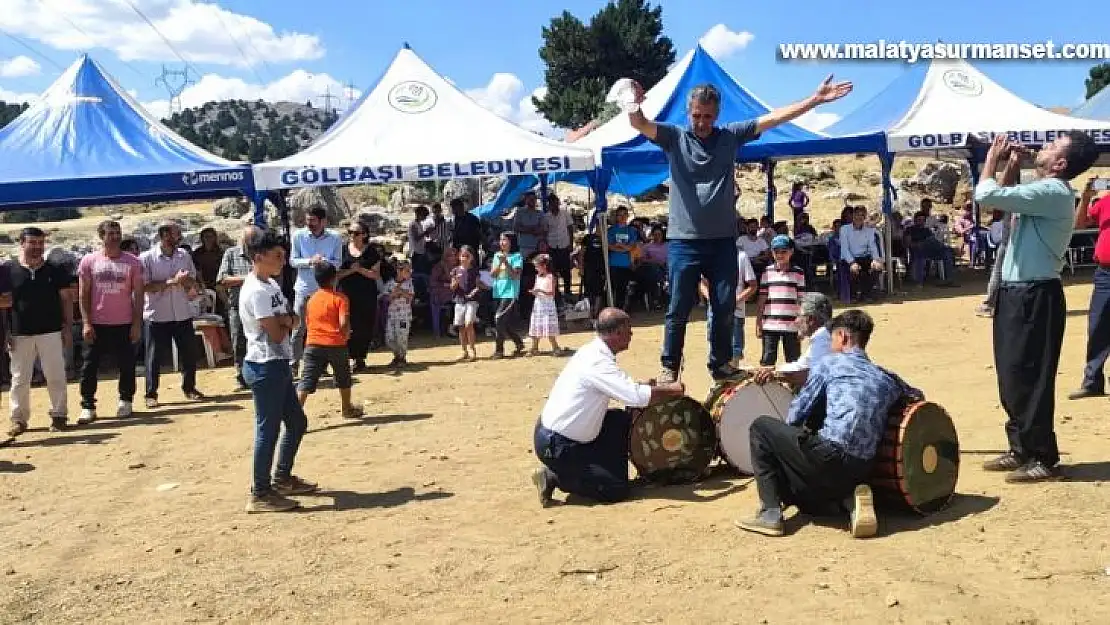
239, 230, 318, 514
699, 249, 759, 367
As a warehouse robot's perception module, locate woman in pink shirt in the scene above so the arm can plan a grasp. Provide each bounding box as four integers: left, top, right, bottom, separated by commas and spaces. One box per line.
635, 226, 669, 311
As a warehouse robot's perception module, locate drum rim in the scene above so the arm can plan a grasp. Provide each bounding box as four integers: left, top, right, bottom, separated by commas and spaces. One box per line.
874, 400, 960, 513
708, 379, 794, 472
628, 396, 717, 477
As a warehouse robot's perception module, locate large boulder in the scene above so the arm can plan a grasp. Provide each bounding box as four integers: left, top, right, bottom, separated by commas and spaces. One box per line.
356, 208, 403, 235
900, 161, 961, 204
442, 178, 479, 206
212, 197, 250, 219
481, 177, 506, 203
388, 184, 432, 211
287, 186, 351, 227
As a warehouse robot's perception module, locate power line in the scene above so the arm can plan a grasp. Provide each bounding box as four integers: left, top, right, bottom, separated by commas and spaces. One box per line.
318, 85, 337, 115
155, 64, 195, 114
115, 0, 200, 76
35, 0, 149, 81
233, 26, 278, 84
0, 28, 67, 72
211, 7, 267, 85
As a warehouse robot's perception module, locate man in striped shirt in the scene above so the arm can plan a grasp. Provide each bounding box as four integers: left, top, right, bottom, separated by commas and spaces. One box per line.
756, 235, 805, 366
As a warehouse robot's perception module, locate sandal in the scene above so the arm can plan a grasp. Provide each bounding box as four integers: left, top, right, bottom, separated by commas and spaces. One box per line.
342, 406, 365, 419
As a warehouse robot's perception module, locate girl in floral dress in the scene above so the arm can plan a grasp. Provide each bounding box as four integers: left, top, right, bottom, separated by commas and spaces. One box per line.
527, 254, 568, 356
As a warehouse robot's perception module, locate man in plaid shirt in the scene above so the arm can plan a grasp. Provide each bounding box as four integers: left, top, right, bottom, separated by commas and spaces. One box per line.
736, 309, 923, 539
218, 226, 260, 390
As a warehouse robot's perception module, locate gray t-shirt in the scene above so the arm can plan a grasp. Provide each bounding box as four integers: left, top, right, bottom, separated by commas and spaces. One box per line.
650, 120, 760, 240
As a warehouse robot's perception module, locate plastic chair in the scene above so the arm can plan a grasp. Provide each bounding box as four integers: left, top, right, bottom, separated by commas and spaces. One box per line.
430, 297, 455, 337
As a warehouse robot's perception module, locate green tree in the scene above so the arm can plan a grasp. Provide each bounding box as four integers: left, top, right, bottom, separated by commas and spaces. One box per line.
534, 0, 674, 130
1086, 62, 1110, 100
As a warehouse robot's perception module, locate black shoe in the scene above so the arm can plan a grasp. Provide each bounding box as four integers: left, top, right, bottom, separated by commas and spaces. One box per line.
711, 363, 745, 381
983, 451, 1025, 472
1067, 388, 1105, 400
49, 417, 68, 432
530, 467, 556, 508
1004, 460, 1062, 484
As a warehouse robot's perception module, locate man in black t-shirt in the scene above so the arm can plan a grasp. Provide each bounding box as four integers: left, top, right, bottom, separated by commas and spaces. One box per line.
5, 227, 75, 438
905, 212, 957, 287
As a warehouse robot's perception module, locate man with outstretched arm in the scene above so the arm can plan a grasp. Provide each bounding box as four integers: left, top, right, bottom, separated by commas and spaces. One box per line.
624, 76, 852, 383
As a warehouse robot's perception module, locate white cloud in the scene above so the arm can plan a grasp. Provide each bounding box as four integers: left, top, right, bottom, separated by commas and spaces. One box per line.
0, 0, 323, 66
0, 86, 39, 104
699, 24, 754, 59
143, 70, 358, 118
0, 55, 41, 78
465, 73, 558, 137
794, 110, 841, 132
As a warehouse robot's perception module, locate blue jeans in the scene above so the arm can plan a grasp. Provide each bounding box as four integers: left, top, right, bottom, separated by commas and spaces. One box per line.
732, 316, 745, 360
243, 359, 308, 495
1082, 267, 1110, 392
533, 410, 631, 503
662, 238, 738, 372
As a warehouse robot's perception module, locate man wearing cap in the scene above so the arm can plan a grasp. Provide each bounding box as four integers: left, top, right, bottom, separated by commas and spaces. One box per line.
624, 76, 852, 382
754, 291, 834, 389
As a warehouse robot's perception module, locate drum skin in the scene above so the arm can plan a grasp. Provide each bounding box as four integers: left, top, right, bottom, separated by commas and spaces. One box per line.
870, 400, 960, 515
628, 396, 717, 484
706, 379, 794, 474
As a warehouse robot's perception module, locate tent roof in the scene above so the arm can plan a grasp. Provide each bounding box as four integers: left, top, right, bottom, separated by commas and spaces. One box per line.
560, 44, 884, 196
828, 58, 1110, 160
253, 45, 596, 190
0, 55, 254, 211
1072, 86, 1110, 121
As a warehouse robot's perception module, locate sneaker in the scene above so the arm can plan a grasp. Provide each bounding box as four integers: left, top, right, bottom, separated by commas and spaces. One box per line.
734, 508, 785, 537
531, 467, 555, 508
184, 390, 206, 401
657, 367, 679, 384
711, 363, 745, 381
272, 475, 319, 496
729, 357, 741, 369
245, 492, 300, 513
983, 451, 1025, 472
144, 397, 159, 410
1004, 460, 1062, 484
49, 418, 67, 432
848, 484, 878, 538
117, 401, 133, 418
77, 408, 97, 425
1067, 388, 1105, 400
6, 422, 27, 438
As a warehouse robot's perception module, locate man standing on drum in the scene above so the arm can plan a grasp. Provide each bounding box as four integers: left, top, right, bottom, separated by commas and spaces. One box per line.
531, 308, 685, 506
625, 76, 852, 384
735, 310, 923, 538
753, 292, 834, 388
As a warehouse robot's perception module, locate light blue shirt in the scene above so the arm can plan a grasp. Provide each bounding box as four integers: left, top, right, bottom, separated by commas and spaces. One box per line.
290, 227, 342, 297
974, 177, 1074, 283
491, 251, 523, 299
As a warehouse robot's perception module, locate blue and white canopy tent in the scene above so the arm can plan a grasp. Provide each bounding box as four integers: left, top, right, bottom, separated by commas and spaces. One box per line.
253, 44, 596, 227
477, 44, 887, 223
0, 55, 255, 212
1072, 85, 1110, 121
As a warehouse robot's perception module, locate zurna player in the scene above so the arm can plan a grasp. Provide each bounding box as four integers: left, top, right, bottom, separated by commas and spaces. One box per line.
735, 310, 924, 538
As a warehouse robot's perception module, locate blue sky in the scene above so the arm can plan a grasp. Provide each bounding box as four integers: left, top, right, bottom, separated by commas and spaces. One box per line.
0, 0, 1105, 129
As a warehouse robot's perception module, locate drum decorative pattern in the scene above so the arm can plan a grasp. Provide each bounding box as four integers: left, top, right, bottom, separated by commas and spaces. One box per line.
628, 396, 717, 484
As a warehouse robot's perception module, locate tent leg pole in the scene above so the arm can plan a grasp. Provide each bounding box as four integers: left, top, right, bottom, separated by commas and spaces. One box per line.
599, 211, 614, 310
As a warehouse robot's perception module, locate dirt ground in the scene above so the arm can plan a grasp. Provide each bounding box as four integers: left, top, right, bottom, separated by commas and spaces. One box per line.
2, 271, 1109, 625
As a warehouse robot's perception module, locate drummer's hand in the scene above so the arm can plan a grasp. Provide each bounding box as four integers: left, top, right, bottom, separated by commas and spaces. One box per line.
753, 367, 776, 385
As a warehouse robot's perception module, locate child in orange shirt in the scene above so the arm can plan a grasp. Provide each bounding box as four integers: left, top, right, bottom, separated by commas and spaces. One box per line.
297, 265, 362, 418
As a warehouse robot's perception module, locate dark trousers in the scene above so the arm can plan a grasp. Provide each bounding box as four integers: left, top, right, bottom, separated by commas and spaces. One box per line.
550, 247, 573, 296
347, 298, 375, 364
750, 416, 871, 513
993, 280, 1065, 466
144, 319, 197, 398
79, 324, 137, 409
228, 308, 247, 385
760, 330, 801, 366
662, 238, 739, 372
494, 298, 523, 353
848, 255, 877, 299
533, 409, 631, 503
1081, 268, 1110, 393
609, 266, 634, 310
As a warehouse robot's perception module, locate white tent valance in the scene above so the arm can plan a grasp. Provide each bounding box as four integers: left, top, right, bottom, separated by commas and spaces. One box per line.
253, 45, 595, 190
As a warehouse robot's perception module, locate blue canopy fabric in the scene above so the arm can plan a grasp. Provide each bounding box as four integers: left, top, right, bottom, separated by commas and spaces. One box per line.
824, 63, 929, 139
471, 174, 540, 221
1073, 86, 1110, 121
0, 55, 255, 211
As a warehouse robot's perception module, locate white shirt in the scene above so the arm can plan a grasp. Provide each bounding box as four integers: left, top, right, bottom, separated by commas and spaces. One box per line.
779, 326, 832, 373
838, 224, 883, 263
736, 235, 768, 259
544, 210, 573, 249
734, 250, 757, 319
239, 273, 293, 363
539, 337, 652, 443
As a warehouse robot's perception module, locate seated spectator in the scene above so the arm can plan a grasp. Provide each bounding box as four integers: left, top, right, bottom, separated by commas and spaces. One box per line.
838, 206, 884, 302
737, 218, 771, 276
905, 212, 958, 287
635, 225, 668, 310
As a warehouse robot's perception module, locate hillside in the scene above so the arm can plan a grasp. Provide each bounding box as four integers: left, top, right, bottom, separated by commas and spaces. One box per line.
0, 101, 29, 128
159, 99, 340, 163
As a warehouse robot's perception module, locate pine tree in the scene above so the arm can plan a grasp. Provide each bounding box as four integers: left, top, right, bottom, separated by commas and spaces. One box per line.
1086, 63, 1110, 100
534, 0, 674, 130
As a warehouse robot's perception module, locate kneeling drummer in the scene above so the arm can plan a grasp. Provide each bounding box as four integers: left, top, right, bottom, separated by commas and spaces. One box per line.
735, 310, 924, 539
